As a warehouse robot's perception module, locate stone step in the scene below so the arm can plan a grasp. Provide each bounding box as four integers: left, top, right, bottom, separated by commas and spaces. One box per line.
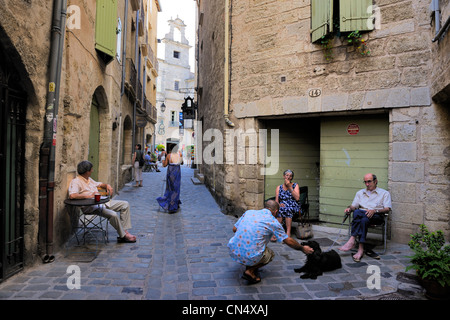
191, 177, 203, 185
195, 173, 204, 183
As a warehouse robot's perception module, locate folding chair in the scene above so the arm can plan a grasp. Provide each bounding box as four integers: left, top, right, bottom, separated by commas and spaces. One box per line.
293, 186, 310, 223
347, 210, 389, 254
66, 187, 110, 245
142, 162, 153, 172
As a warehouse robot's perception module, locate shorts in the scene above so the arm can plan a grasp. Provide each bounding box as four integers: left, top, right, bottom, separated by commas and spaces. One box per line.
255, 247, 275, 267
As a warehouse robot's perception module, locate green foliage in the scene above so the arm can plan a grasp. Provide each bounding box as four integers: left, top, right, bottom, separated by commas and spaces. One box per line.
406, 224, 450, 287
346, 30, 370, 56
320, 35, 334, 61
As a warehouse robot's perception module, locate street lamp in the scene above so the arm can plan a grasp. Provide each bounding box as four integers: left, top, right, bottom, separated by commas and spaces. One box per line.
160, 102, 166, 113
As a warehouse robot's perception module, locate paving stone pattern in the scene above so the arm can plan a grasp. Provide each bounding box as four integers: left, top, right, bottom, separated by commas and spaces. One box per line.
0, 166, 426, 300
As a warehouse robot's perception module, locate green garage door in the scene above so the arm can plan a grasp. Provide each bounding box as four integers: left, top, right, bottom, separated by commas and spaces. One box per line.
319, 115, 389, 226
264, 119, 320, 220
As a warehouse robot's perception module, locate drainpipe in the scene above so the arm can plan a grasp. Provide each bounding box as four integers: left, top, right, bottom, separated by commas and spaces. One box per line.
132, 9, 140, 156
121, 0, 128, 97
224, 0, 235, 127
117, 0, 128, 191
431, 0, 441, 37
432, 15, 450, 42
39, 0, 67, 263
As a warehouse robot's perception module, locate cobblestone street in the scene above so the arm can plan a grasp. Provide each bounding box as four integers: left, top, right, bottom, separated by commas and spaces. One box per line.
0, 166, 425, 304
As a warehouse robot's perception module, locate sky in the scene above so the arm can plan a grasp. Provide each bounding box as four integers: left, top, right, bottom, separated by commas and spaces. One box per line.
157, 0, 196, 71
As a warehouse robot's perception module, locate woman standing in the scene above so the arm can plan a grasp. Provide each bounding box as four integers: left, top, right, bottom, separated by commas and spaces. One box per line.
275, 169, 300, 237
132, 144, 144, 187
157, 143, 182, 213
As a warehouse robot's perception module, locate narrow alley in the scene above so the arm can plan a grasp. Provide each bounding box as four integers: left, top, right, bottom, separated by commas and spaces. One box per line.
0, 166, 424, 304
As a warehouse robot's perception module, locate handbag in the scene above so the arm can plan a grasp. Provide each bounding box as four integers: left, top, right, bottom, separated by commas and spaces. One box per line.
138, 151, 145, 167
296, 222, 313, 239
295, 208, 313, 240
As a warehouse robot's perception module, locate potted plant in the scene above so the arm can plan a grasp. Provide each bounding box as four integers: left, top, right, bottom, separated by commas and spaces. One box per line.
406, 224, 450, 300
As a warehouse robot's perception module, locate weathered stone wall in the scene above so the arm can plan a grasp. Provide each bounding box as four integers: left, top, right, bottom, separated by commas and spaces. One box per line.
198, 0, 450, 241
1, 0, 54, 264
0, 0, 154, 265
196, 0, 228, 212
230, 0, 432, 117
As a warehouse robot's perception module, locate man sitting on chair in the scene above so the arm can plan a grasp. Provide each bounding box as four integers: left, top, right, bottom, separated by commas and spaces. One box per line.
339, 173, 391, 262
68, 160, 136, 243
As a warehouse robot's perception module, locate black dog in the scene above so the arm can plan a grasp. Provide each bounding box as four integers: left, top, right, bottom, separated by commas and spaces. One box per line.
294, 240, 342, 279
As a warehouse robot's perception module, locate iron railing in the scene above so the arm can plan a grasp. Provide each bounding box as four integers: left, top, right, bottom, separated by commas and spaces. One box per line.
0, 81, 26, 283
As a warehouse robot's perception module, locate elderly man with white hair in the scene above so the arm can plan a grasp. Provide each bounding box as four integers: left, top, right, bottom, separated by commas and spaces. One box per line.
339, 173, 391, 262
68, 160, 136, 243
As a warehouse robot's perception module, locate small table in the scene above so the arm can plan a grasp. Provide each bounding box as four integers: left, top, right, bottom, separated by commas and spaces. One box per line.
64, 197, 111, 257
64, 196, 110, 207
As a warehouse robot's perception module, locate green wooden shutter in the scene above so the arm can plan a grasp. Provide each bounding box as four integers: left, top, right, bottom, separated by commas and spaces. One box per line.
340, 0, 374, 32
311, 0, 333, 43
95, 0, 117, 62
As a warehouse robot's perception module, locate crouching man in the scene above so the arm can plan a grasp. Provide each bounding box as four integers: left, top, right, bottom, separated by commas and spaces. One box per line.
228, 200, 313, 284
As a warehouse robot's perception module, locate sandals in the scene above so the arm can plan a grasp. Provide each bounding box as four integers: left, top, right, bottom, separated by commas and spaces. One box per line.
352, 253, 364, 262
117, 235, 136, 243
365, 249, 380, 260
241, 272, 261, 284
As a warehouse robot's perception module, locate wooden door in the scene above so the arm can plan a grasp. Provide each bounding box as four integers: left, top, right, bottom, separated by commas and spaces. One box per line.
88, 96, 100, 181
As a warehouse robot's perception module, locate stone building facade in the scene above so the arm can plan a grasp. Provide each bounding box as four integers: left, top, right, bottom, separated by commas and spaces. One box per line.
156, 17, 195, 154
195, 0, 450, 243
0, 0, 160, 281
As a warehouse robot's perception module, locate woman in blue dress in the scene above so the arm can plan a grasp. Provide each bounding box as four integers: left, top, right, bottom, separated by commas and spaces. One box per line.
275, 169, 300, 237
157, 143, 182, 213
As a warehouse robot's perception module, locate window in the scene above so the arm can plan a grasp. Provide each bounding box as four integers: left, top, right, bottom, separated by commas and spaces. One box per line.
169, 111, 178, 127
173, 51, 180, 59
311, 0, 374, 42
174, 80, 180, 91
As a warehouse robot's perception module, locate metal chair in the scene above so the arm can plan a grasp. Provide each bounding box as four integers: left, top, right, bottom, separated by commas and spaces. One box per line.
66, 188, 110, 245
347, 210, 389, 254
293, 186, 310, 223
67, 204, 109, 246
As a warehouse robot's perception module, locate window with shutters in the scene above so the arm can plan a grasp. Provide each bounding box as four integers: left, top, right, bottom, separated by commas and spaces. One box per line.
311, 0, 374, 43
95, 0, 118, 64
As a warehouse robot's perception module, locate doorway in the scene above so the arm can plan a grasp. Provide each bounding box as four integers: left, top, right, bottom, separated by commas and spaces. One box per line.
88, 95, 100, 181
263, 114, 389, 224
0, 46, 26, 282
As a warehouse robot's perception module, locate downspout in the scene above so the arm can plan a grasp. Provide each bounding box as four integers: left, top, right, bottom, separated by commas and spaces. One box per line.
132, 9, 139, 157
433, 15, 450, 42
121, 0, 128, 97
224, 0, 234, 127
117, 0, 128, 191
39, 0, 67, 263
431, 0, 441, 37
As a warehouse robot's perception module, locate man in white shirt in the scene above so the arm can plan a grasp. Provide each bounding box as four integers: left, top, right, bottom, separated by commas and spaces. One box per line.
339, 173, 391, 262
68, 160, 136, 243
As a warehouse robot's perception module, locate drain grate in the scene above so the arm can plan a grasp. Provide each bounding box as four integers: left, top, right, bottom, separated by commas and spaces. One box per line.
377, 292, 412, 300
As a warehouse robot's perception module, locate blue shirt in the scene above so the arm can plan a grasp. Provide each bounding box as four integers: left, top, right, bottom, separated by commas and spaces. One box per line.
228, 209, 288, 266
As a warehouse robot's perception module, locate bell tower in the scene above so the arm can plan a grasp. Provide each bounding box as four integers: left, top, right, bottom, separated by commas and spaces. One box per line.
162, 17, 191, 69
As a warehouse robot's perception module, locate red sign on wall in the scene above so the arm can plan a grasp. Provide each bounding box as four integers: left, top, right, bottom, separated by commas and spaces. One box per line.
347, 123, 360, 135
